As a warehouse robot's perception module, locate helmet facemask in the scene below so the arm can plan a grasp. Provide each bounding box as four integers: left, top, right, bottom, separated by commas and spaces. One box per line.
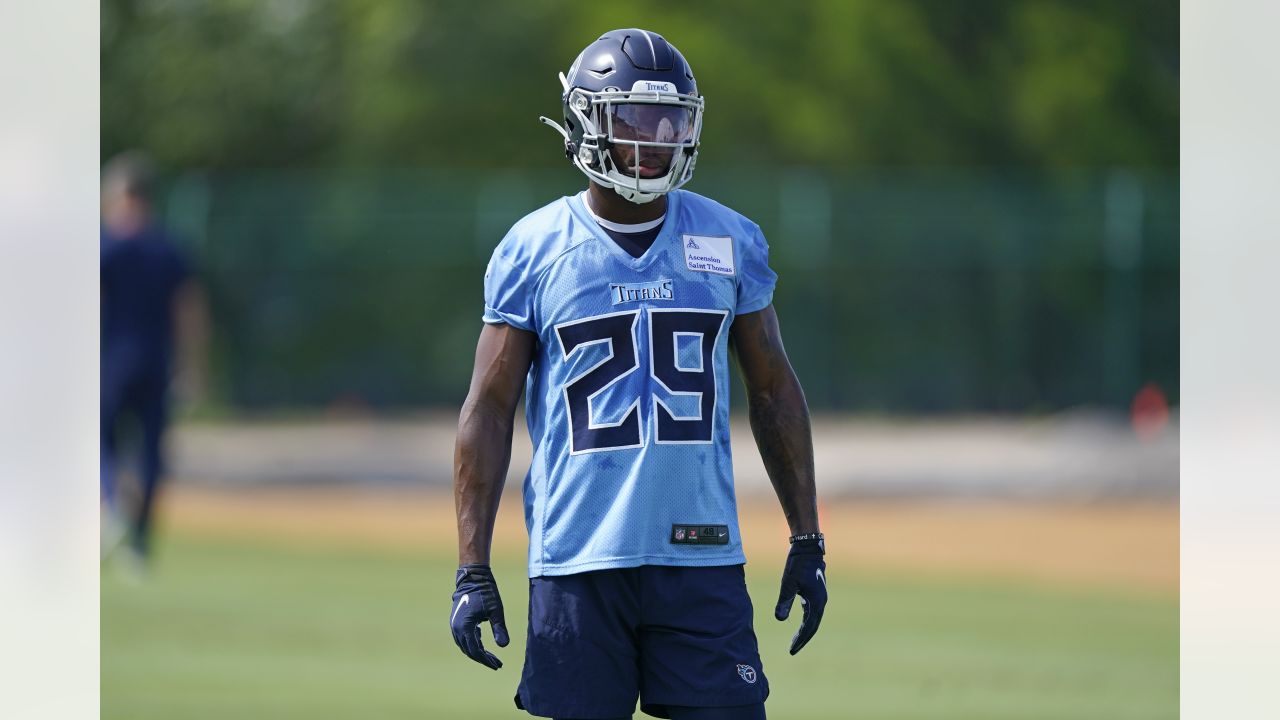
544, 76, 705, 204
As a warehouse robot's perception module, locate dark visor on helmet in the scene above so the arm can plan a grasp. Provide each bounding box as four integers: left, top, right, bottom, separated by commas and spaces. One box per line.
607, 104, 695, 145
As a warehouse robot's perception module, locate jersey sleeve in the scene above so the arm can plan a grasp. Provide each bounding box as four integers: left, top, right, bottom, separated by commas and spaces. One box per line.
736, 223, 778, 315
481, 238, 537, 331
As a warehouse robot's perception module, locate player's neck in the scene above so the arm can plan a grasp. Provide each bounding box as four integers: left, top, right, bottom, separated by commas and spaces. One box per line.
102, 205, 153, 240
586, 183, 668, 226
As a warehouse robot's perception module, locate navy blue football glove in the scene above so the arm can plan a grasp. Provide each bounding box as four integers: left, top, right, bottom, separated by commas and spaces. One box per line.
450, 564, 510, 670
775, 537, 827, 655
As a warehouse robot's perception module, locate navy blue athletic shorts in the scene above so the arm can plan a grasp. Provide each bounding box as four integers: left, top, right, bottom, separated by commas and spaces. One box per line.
514, 564, 768, 718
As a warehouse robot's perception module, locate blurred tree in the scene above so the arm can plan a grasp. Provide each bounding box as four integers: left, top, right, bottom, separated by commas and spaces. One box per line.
102, 0, 345, 168
102, 0, 1177, 170
100, 0, 1178, 413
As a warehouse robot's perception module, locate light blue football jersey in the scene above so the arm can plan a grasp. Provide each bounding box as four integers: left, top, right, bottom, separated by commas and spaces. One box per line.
482, 189, 777, 576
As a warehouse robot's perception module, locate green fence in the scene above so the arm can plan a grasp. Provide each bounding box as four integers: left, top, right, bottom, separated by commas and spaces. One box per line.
164, 167, 1177, 413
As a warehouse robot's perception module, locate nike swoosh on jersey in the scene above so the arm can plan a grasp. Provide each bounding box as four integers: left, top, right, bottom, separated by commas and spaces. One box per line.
451, 594, 470, 624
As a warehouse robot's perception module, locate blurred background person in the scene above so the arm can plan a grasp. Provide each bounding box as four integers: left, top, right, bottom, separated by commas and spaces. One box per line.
100, 150, 204, 574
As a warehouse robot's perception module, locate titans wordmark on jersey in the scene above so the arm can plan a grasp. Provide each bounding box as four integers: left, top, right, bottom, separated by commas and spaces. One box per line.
483, 189, 777, 576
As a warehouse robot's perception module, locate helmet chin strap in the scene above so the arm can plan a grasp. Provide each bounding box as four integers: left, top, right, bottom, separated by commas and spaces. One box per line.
612, 184, 661, 204
600, 148, 679, 205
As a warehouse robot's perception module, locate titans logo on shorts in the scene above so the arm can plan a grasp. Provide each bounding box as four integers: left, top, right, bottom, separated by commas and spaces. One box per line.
482, 189, 777, 576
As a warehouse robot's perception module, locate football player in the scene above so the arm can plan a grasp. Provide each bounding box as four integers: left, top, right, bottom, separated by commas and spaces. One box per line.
100, 150, 199, 571
451, 29, 825, 720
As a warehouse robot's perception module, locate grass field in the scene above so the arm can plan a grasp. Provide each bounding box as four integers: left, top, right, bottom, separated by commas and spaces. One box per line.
102, 489, 1178, 719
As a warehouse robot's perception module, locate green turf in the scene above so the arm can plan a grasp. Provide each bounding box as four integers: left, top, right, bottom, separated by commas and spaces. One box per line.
103, 532, 1177, 719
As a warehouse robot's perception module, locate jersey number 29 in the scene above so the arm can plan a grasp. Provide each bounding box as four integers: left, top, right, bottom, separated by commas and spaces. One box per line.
555, 308, 728, 454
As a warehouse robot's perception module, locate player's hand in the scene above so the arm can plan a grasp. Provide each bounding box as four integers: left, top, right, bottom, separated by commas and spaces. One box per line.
775, 536, 827, 655
450, 564, 510, 669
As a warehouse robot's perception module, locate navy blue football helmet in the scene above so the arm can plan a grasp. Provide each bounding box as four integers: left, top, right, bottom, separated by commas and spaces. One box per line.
540, 29, 705, 204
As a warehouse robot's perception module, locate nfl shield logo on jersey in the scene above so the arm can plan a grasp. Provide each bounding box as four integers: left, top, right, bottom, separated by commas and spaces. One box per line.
736, 664, 757, 684
674, 527, 686, 541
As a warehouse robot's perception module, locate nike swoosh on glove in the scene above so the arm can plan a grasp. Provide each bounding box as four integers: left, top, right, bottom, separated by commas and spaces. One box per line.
775, 537, 827, 655
450, 564, 509, 669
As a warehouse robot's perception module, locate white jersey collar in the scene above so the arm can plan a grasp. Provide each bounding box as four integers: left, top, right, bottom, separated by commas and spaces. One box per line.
581, 191, 666, 234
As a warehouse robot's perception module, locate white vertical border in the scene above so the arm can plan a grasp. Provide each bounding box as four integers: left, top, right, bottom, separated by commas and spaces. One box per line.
1183, 2, 1280, 718
0, 2, 100, 718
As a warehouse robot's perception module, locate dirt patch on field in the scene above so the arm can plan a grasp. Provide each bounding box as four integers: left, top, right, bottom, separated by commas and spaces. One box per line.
162, 485, 1177, 595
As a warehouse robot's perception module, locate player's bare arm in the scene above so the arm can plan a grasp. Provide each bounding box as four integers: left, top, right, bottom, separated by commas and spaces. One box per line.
450, 321, 534, 670
173, 278, 210, 403
732, 304, 828, 655
454, 322, 536, 565
731, 305, 819, 535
